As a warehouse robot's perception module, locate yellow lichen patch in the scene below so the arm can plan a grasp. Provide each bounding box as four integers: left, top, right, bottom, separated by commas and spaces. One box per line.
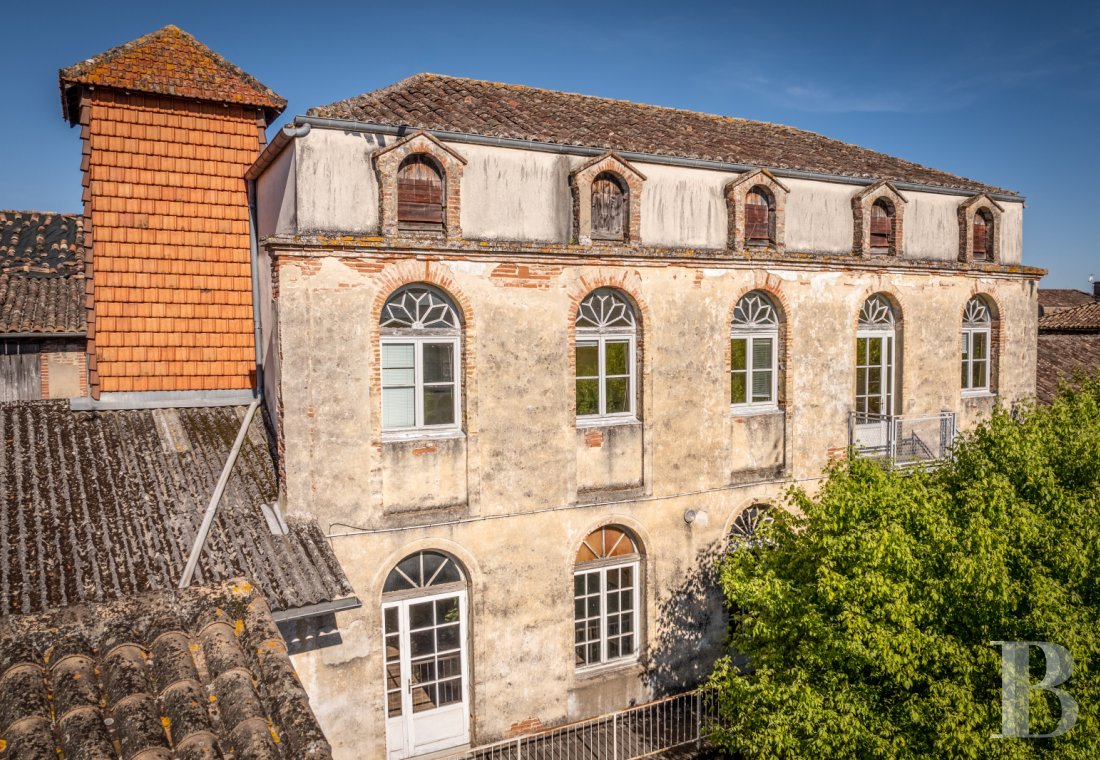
268, 723, 281, 744
234, 619, 244, 637
231, 581, 253, 596
209, 694, 218, 703
190, 643, 201, 653
160, 716, 172, 743
1, 737, 8, 752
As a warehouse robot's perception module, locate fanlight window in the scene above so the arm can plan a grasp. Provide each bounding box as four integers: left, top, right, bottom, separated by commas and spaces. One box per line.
591, 172, 627, 241
962, 296, 993, 394
383, 551, 465, 593
574, 526, 640, 668
380, 285, 461, 431
575, 289, 637, 418
870, 200, 894, 252
731, 291, 779, 408
973, 210, 993, 260
729, 504, 775, 548
745, 187, 773, 245
858, 294, 896, 329
397, 155, 444, 230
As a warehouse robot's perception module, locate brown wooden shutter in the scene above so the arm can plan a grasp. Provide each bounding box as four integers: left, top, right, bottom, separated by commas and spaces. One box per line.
870, 202, 891, 250
745, 190, 770, 243
397, 156, 444, 226
972, 214, 988, 258
591, 174, 625, 240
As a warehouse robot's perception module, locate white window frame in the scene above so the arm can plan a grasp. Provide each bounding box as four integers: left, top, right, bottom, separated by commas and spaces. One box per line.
573, 558, 641, 671
730, 329, 778, 413
381, 335, 462, 433
961, 326, 991, 395
576, 333, 636, 422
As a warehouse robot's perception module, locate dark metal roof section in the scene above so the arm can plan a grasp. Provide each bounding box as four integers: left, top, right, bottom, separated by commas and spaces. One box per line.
0, 579, 332, 759
0, 401, 354, 617
0, 211, 86, 335
310, 73, 1017, 196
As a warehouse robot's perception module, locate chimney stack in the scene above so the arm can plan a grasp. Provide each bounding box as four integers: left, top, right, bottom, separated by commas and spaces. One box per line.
59, 26, 285, 399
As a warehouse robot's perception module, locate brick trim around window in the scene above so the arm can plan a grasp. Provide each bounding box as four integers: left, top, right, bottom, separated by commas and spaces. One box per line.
569, 152, 645, 245
374, 131, 468, 240
851, 180, 907, 257
725, 168, 789, 253
957, 193, 1003, 263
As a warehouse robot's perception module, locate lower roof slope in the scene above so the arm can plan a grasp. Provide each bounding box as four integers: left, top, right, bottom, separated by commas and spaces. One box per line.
1039, 300, 1100, 332
0, 211, 85, 335
309, 73, 1016, 196
1036, 333, 1100, 405
0, 580, 331, 759
0, 401, 353, 618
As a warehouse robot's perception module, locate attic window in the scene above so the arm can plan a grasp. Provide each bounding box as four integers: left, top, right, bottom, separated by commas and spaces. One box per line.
870, 200, 893, 253
973, 209, 993, 260
745, 187, 773, 246
591, 172, 627, 241
397, 155, 444, 231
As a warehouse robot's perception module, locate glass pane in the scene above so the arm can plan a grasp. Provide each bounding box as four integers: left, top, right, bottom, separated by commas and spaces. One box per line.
752, 370, 772, 402
384, 607, 399, 634
574, 575, 585, 596
410, 602, 435, 630
605, 340, 629, 375
381, 366, 415, 387
587, 597, 600, 617
752, 337, 772, 370
856, 367, 867, 396
868, 369, 881, 396
382, 342, 415, 371
387, 690, 402, 717
857, 337, 867, 365
423, 386, 455, 425
605, 377, 629, 414
609, 638, 620, 659
622, 634, 634, 654
413, 659, 436, 683
587, 642, 599, 664
731, 371, 747, 404
961, 357, 969, 388
436, 597, 459, 623
438, 678, 463, 706
973, 360, 987, 389
607, 568, 620, 590
576, 379, 600, 416
438, 654, 461, 680
574, 598, 586, 618
576, 644, 587, 665
385, 634, 400, 663
622, 598, 634, 619
411, 630, 435, 657
437, 623, 460, 652
973, 332, 988, 360
731, 338, 747, 371
575, 343, 599, 378
867, 396, 882, 415
423, 343, 455, 383
868, 337, 881, 365
412, 683, 437, 713
961, 332, 970, 361
382, 386, 415, 429
621, 566, 633, 587
608, 593, 620, 613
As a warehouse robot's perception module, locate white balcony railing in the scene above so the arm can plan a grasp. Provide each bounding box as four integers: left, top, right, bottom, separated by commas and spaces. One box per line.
848, 411, 957, 465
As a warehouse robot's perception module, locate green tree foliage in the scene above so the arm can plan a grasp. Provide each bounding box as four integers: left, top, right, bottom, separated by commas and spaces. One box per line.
710, 377, 1100, 758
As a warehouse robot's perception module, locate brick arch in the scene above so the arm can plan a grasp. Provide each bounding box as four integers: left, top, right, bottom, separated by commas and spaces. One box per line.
957, 194, 1004, 263
369, 260, 478, 439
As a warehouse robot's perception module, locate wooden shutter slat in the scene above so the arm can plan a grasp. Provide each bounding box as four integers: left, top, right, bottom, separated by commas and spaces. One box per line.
397, 157, 444, 227
592, 175, 625, 239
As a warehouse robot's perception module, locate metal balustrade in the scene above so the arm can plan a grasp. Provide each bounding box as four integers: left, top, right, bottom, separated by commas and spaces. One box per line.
848, 411, 957, 465
461, 689, 720, 760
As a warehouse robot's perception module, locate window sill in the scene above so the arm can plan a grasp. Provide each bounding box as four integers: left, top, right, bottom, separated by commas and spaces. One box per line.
730, 404, 781, 417
574, 657, 643, 682
381, 428, 466, 443
961, 391, 996, 400
576, 415, 641, 430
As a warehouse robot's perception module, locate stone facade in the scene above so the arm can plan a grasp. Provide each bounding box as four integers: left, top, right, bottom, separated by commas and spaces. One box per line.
252, 120, 1041, 759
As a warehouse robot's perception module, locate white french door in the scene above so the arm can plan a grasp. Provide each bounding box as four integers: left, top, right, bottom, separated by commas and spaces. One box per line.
854, 331, 895, 450
383, 590, 470, 759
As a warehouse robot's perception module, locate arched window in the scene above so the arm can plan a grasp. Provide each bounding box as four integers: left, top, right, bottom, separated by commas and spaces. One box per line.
575, 289, 637, 419
962, 296, 992, 394
574, 526, 641, 668
380, 285, 461, 431
856, 294, 898, 419
972, 209, 993, 261
745, 187, 773, 246
729, 504, 774, 549
397, 155, 445, 231
591, 172, 627, 241
870, 200, 894, 253
731, 291, 779, 409
382, 551, 470, 751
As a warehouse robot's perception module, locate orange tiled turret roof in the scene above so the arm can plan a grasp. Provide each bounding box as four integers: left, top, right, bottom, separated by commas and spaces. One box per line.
59, 25, 286, 123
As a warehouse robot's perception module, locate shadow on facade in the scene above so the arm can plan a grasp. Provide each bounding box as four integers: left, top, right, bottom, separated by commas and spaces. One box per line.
278, 613, 345, 655
644, 539, 730, 696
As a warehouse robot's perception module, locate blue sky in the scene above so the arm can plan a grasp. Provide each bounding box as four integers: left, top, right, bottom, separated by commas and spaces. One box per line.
1, 0, 1096, 288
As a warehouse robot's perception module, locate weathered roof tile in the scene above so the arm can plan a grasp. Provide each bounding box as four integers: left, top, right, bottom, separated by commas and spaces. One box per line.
1038, 300, 1100, 331
0, 211, 85, 334
310, 73, 1016, 195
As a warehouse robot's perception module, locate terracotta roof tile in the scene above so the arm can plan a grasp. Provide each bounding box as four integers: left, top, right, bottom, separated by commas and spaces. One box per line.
0, 580, 332, 759
0, 401, 354, 617
0, 211, 85, 334
60, 25, 285, 122
1039, 301, 1100, 331
1036, 333, 1100, 404
310, 73, 1016, 195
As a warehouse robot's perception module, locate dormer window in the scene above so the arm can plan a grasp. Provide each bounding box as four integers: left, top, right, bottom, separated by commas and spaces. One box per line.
745, 188, 773, 247
972, 209, 992, 260
870, 200, 893, 253
591, 172, 627, 241
397, 155, 444, 232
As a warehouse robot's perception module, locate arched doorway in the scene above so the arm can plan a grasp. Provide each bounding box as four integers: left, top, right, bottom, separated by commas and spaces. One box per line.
382, 550, 470, 758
